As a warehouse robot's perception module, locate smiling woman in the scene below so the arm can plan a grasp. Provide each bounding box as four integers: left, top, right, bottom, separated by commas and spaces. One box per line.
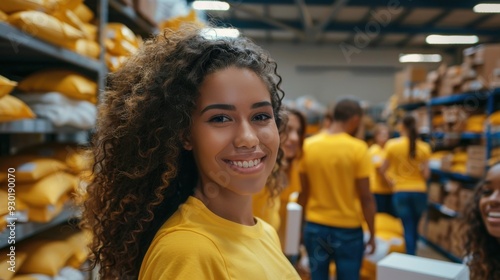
464, 163, 500, 280
81, 25, 300, 280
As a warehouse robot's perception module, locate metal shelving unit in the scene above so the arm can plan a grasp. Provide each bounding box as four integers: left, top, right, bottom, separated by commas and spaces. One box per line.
419, 236, 462, 263
0, 204, 81, 249
429, 202, 460, 218
0, 119, 92, 134
430, 168, 481, 184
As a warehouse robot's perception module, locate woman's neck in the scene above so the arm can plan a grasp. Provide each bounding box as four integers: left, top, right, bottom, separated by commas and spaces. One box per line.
194, 184, 255, 226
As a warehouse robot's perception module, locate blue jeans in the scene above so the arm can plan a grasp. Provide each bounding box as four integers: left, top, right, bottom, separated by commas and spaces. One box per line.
303, 222, 364, 280
392, 192, 427, 255
374, 194, 395, 216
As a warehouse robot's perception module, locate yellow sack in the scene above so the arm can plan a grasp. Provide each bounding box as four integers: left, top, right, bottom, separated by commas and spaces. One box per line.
19, 142, 92, 173
0, 155, 68, 183
452, 152, 467, 164
70, 38, 100, 58
18, 240, 74, 276
15, 172, 76, 207
377, 231, 406, 253
0, 0, 46, 13
26, 193, 67, 222
51, 9, 90, 39
105, 38, 138, 56
0, 250, 28, 280
0, 189, 10, 216
83, 22, 97, 41
490, 111, 500, 125
106, 23, 139, 47
8, 11, 84, 49
375, 213, 404, 237
451, 163, 467, 174
0, 172, 6, 182
106, 54, 128, 72
71, 2, 93, 22
52, 0, 83, 11
0, 95, 36, 122
18, 69, 97, 103
0, 75, 17, 98
0, 10, 7, 21
159, 9, 203, 31
65, 230, 90, 269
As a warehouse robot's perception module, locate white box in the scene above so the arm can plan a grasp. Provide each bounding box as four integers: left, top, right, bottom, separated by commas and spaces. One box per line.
377, 253, 469, 280
283, 202, 302, 256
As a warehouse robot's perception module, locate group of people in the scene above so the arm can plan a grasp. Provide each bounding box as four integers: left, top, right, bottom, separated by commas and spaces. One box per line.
80, 26, 500, 280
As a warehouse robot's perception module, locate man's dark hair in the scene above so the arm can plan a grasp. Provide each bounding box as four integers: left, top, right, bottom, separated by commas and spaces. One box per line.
332, 98, 363, 122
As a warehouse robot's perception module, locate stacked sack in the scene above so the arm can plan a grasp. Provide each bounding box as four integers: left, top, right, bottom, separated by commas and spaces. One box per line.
105, 23, 142, 72
0, 225, 90, 280
1, 0, 100, 59
0, 75, 35, 123
14, 69, 97, 129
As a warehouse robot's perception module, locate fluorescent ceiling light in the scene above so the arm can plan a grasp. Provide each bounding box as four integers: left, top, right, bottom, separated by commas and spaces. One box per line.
426, 35, 479, 45
201, 28, 240, 39
473, 3, 500, 13
399, 54, 442, 63
192, 1, 230, 11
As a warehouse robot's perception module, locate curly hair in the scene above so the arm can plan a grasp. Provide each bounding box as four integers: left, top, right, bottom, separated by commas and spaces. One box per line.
464, 166, 500, 280
81, 26, 286, 279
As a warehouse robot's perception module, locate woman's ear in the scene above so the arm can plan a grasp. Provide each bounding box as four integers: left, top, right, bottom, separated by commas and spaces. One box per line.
181, 131, 193, 150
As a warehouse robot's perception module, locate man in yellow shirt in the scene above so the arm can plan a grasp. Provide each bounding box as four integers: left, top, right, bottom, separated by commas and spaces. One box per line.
298, 98, 376, 280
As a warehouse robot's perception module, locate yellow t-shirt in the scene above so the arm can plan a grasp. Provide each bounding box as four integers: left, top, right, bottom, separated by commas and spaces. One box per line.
300, 132, 371, 228
384, 137, 431, 193
252, 187, 281, 231
139, 196, 300, 280
368, 144, 392, 195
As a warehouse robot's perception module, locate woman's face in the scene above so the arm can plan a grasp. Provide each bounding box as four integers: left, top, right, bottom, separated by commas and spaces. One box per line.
480, 164, 500, 240
283, 113, 302, 160
375, 127, 389, 146
187, 66, 280, 196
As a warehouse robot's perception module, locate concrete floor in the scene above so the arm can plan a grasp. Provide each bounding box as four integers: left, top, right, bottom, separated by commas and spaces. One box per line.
416, 240, 453, 262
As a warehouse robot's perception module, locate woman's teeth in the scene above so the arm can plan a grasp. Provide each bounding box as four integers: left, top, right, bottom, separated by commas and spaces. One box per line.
488, 212, 500, 218
230, 158, 261, 168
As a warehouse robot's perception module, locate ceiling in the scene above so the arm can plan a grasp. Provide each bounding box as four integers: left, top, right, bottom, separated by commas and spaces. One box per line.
192, 0, 500, 50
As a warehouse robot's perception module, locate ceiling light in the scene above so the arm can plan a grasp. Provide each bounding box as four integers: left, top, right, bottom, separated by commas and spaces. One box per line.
399, 54, 442, 63
425, 35, 479, 45
201, 28, 240, 39
192, 1, 230, 11
473, 3, 500, 13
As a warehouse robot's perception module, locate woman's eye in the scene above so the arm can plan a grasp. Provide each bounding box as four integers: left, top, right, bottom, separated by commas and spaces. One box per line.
253, 113, 272, 121
481, 188, 493, 196
209, 115, 231, 123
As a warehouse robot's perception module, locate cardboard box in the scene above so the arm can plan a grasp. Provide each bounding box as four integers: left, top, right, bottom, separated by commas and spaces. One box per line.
403, 66, 427, 84
377, 253, 470, 280
466, 158, 486, 178
458, 189, 474, 214
463, 44, 500, 86
428, 183, 443, 203
467, 145, 486, 160
441, 155, 453, 172
443, 194, 459, 211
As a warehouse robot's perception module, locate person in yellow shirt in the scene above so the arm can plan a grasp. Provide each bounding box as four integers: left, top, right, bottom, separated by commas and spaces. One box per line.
368, 123, 394, 216
299, 98, 376, 280
381, 114, 431, 255
253, 109, 306, 235
81, 26, 300, 279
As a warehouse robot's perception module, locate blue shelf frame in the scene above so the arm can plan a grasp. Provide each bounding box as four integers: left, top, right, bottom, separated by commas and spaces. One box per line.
431, 132, 482, 140
431, 168, 481, 184
397, 102, 426, 111
429, 202, 460, 218
419, 236, 462, 263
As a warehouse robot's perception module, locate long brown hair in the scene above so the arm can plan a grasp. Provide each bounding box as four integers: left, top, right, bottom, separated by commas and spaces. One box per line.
464, 163, 500, 280
402, 114, 417, 159
286, 108, 306, 159
81, 26, 286, 279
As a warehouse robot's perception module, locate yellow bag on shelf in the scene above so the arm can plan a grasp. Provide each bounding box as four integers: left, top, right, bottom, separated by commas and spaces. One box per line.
0, 250, 28, 280
51, 9, 90, 39
8, 11, 84, 49
0, 95, 36, 122
83, 22, 97, 41
0, 10, 7, 21
70, 38, 100, 58
65, 230, 90, 269
106, 23, 140, 47
18, 142, 92, 173
0, 0, 46, 13
15, 171, 76, 207
105, 38, 138, 56
18, 239, 74, 276
375, 213, 404, 237
0, 75, 17, 98
0, 156, 68, 183
26, 193, 67, 222
71, 2, 93, 23
106, 54, 128, 72
18, 69, 97, 103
